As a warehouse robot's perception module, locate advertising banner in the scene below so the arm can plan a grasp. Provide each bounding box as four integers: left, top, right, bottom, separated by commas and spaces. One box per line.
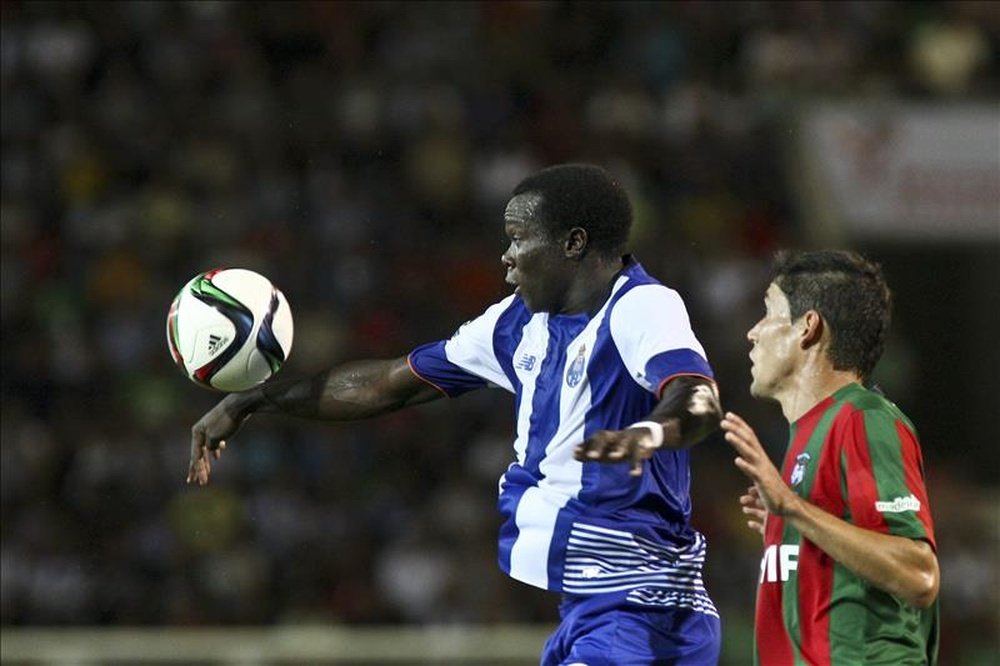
798, 104, 998, 241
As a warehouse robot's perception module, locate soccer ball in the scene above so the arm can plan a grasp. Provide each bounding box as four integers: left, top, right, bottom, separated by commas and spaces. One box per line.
166, 268, 294, 392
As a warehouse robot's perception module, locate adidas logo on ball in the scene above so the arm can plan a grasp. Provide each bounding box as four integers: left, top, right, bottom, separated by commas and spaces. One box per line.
207, 334, 229, 355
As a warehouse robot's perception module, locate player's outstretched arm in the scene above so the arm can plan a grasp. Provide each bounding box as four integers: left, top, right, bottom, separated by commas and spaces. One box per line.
188, 356, 442, 485
721, 411, 940, 609
574, 376, 722, 476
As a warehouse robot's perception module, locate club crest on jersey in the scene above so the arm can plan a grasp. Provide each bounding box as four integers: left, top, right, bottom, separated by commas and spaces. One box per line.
566, 344, 587, 388
790, 452, 810, 486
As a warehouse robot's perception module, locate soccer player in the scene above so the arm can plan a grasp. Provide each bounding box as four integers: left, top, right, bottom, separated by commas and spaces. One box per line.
720, 250, 939, 665
188, 164, 723, 664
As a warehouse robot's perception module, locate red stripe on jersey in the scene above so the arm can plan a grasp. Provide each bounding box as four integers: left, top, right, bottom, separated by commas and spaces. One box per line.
797, 541, 833, 664
795, 407, 849, 665
896, 420, 937, 549
756, 516, 795, 665
844, 407, 891, 535
754, 398, 833, 665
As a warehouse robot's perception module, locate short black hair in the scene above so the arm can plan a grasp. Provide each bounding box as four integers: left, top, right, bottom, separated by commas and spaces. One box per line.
511, 164, 632, 259
772, 250, 892, 381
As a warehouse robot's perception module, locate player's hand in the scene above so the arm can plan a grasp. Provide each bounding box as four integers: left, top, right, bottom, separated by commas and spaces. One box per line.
574, 422, 676, 477
740, 485, 768, 537
721, 412, 799, 517
187, 393, 253, 486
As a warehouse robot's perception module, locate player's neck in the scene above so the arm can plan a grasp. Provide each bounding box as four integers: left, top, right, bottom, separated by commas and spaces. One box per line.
777, 362, 862, 423
560, 256, 625, 316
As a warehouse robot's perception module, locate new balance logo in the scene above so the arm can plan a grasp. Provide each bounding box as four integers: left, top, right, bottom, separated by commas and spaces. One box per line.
516, 354, 537, 371
207, 334, 229, 355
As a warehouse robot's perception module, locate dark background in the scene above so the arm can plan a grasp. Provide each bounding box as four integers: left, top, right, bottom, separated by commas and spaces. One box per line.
2, 2, 997, 664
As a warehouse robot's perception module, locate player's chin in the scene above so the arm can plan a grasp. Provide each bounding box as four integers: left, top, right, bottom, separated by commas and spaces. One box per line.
748, 377, 768, 399
518, 290, 539, 312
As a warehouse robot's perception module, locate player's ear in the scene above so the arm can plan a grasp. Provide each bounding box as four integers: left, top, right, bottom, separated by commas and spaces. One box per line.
800, 310, 824, 349
565, 227, 588, 258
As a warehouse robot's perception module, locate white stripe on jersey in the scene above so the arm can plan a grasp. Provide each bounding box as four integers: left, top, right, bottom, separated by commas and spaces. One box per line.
510, 314, 551, 466
507, 279, 625, 588
509, 486, 566, 588
443, 294, 517, 392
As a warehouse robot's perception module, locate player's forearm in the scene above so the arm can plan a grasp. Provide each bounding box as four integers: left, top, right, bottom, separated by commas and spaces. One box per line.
231, 359, 430, 421
648, 376, 722, 449
784, 497, 940, 608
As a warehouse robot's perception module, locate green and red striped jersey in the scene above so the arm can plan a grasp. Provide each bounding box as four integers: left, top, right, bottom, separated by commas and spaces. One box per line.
754, 383, 939, 665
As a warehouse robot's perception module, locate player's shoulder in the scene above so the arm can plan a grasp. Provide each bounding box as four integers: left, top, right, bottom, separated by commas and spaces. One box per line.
612, 257, 687, 305
838, 384, 895, 411
480, 293, 524, 321
451, 293, 524, 339
614, 280, 685, 309
609, 280, 689, 332
837, 384, 915, 431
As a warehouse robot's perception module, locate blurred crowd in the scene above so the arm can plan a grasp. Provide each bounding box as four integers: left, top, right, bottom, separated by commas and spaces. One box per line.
1, 2, 997, 664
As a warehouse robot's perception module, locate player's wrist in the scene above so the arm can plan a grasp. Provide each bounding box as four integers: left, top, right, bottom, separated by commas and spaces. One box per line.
628, 420, 664, 449
227, 389, 266, 417
774, 488, 807, 520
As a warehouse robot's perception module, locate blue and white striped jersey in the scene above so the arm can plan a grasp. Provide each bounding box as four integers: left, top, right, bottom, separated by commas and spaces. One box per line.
408, 258, 717, 617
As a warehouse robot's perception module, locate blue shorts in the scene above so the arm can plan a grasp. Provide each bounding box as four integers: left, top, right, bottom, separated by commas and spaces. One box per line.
540, 591, 721, 666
